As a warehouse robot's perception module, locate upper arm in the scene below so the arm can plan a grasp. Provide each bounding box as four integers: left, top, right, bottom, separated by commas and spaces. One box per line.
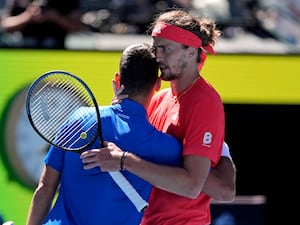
150, 131, 182, 166
38, 164, 60, 190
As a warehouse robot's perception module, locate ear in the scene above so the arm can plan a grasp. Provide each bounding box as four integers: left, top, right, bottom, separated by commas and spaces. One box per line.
112, 72, 121, 93
187, 47, 197, 59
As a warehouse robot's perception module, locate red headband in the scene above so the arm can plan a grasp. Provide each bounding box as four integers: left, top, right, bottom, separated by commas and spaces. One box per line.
151, 22, 216, 55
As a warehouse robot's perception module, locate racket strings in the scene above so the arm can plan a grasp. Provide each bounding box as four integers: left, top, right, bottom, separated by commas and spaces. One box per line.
29, 73, 99, 150
31, 87, 83, 140
54, 110, 98, 149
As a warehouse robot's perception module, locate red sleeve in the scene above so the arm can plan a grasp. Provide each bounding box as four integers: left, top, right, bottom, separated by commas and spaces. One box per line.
182, 97, 225, 167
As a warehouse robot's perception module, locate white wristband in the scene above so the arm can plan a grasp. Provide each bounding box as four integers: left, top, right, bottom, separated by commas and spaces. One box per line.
221, 142, 232, 160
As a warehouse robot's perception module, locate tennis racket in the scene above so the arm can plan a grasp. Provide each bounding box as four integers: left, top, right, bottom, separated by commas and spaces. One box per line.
26, 70, 148, 212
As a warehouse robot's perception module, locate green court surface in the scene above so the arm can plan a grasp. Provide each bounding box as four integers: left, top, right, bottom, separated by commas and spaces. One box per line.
0, 49, 299, 224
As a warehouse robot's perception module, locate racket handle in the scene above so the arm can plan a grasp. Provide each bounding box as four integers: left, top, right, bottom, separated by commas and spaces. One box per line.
108, 171, 149, 213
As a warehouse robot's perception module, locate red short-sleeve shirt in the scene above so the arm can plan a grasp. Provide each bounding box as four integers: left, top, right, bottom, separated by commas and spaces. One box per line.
143, 76, 225, 225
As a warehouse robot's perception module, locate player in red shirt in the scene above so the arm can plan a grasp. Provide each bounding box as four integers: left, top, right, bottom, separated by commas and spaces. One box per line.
137, 11, 227, 223
82, 9, 236, 225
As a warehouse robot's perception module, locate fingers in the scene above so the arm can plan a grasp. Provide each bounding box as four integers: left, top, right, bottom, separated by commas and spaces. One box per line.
80, 141, 108, 158
80, 142, 121, 171
102, 141, 108, 146
82, 162, 97, 170
115, 85, 125, 96
112, 94, 128, 105
111, 83, 127, 105
80, 151, 96, 164
80, 149, 100, 170
112, 79, 124, 95
80, 142, 110, 169
112, 79, 118, 94
80, 149, 99, 158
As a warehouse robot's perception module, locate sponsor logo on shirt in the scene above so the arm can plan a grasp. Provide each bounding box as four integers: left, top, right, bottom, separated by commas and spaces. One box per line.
202, 132, 212, 147
118, 113, 130, 119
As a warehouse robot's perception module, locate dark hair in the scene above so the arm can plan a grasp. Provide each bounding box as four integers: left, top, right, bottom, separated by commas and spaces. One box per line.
148, 9, 221, 63
119, 43, 159, 97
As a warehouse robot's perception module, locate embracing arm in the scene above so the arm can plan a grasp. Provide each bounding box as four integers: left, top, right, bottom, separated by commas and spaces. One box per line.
123, 152, 211, 199
81, 142, 211, 199
123, 146, 236, 201
26, 165, 60, 225
202, 142, 236, 202
203, 156, 236, 202
81, 141, 236, 201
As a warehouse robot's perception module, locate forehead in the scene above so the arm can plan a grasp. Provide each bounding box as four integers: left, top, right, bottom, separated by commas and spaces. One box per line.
152, 36, 182, 48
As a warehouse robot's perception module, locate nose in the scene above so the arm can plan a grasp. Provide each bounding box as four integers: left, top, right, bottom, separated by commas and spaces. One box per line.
155, 49, 164, 62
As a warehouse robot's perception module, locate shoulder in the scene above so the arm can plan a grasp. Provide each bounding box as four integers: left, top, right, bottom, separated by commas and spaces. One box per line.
155, 88, 170, 97
195, 77, 223, 104
151, 88, 171, 103
182, 78, 224, 117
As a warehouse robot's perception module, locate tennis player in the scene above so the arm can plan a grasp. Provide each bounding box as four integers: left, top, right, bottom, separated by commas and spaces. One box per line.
82, 8, 236, 225
25, 43, 182, 225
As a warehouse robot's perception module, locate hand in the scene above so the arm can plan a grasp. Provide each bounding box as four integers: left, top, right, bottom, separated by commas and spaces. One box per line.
26, 4, 43, 21
111, 79, 128, 105
80, 141, 123, 171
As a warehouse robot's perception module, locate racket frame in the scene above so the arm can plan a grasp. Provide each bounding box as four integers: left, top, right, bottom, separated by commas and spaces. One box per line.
26, 70, 104, 153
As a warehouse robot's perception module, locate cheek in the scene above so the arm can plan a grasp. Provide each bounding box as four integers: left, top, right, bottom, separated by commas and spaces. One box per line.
173, 55, 188, 72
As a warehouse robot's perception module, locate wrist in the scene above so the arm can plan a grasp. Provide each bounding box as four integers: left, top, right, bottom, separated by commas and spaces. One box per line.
120, 151, 128, 170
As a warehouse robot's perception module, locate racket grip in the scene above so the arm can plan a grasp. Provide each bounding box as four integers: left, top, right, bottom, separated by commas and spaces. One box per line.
108, 171, 149, 213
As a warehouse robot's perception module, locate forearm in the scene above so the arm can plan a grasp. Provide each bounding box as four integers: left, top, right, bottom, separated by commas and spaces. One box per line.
81, 143, 211, 199
1, 13, 32, 32
26, 165, 60, 225
26, 184, 56, 225
202, 157, 236, 202
122, 152, 210, 199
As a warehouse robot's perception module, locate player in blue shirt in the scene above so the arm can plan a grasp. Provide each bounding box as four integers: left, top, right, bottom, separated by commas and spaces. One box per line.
26, 43, 182, 225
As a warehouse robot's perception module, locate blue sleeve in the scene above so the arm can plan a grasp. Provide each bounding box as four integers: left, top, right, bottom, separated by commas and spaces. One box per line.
44, 146, 65, 172
148, 130, 182, 167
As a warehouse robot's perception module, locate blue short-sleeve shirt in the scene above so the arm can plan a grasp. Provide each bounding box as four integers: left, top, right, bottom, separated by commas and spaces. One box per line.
43, 99, 182, 225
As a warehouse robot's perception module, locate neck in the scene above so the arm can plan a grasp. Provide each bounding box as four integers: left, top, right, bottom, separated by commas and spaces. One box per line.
171, 74, 200, 96
129, 95, 151, 109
